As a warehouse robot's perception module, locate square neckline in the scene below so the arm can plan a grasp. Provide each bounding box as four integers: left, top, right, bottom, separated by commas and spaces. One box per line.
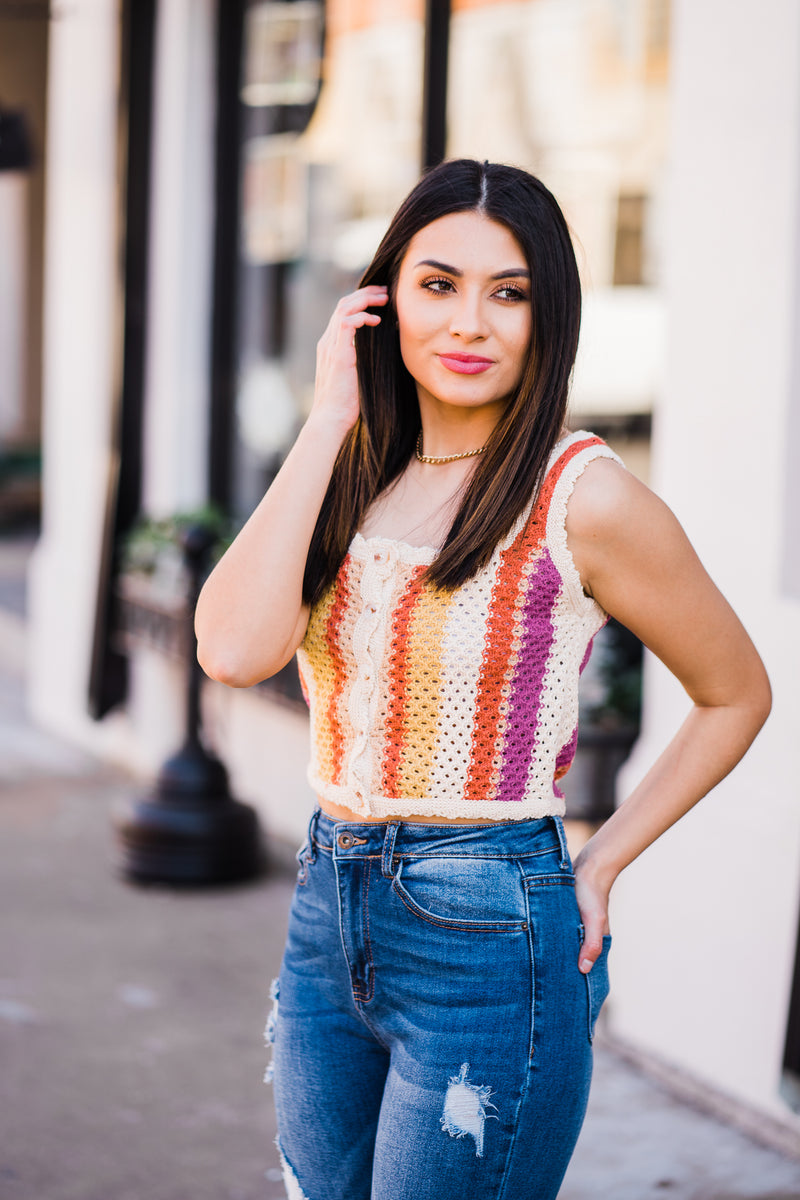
350, 430, 583, 564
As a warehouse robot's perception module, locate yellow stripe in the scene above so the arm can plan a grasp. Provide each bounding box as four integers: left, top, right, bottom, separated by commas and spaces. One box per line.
395, 583, 452, 800
301, 581, 339, 786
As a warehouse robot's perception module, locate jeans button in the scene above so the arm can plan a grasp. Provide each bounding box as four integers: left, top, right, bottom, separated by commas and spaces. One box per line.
337, 832, 354, 849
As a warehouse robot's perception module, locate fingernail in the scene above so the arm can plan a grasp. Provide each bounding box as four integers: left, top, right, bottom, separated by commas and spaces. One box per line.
579, 958, 593, 973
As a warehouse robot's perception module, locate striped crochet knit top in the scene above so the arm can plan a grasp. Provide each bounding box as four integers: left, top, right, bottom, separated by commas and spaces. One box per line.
296, 431, 622, 820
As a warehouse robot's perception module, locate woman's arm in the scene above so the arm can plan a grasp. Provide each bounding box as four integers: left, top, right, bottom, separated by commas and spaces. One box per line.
195, 286, 388, 687
565, 459, 771, 972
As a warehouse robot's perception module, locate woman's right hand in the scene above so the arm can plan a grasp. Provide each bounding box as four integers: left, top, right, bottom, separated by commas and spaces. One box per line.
311, 286, 389, 434
196, 286, 389, 687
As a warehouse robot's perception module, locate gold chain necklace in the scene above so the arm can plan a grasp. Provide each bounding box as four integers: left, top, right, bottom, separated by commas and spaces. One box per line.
415, 432, 487, 465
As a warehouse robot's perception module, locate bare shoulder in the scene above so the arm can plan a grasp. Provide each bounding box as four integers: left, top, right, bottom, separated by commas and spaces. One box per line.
562, 453, 769, 718
565, 456, 660, 540
565, 456, 695, 600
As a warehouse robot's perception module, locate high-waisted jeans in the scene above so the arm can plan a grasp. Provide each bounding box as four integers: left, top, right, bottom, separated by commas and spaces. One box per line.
266, 809, 611, 1200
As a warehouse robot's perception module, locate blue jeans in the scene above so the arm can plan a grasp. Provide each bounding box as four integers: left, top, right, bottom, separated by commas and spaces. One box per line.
267, 810, 611, 1200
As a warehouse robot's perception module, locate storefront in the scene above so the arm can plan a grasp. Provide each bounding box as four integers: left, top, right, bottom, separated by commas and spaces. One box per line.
26, 0, 800, 1135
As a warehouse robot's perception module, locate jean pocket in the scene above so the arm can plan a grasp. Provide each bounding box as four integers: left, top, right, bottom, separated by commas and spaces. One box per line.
391, 855, 528, 933
582, 932, 612, 1042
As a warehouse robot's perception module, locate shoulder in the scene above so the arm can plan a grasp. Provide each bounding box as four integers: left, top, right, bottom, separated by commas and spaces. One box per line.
549, 434, 649, 545
565, 455, 695, 600
565, 454, 648, 539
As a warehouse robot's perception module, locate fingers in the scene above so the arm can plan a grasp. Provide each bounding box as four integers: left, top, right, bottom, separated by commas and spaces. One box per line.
310, 287, 389, 432
578, 917, 606, 974
574, 857, 612, 974
318, 287, 389, 353
335, 285, 389, 318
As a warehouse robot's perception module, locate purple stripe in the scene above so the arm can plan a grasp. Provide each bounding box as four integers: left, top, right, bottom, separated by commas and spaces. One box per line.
496, 550, 561, 803
551, 629, 603, 797
579, 630, 600, 674
555, 726, 578, 777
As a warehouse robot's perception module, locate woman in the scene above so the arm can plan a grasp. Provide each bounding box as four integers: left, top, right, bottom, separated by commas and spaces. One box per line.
196, 160, 770, 1200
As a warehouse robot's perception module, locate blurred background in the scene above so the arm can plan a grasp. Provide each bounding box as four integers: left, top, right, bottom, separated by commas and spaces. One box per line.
1, 0, 799, 1170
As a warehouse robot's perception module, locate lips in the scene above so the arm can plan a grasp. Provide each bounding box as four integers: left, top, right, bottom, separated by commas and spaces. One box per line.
438, 353, 494, 375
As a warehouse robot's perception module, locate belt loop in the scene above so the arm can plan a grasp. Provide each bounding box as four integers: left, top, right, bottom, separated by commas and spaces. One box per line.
307, 808, 321, 864
552, 815, 570, 871
381, 822, 400, 879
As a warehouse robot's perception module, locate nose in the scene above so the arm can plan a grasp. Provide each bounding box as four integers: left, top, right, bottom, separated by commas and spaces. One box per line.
448, 289, 489, 341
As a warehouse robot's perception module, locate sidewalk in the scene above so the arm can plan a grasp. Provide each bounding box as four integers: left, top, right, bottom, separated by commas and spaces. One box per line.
2, 536, 800, 1199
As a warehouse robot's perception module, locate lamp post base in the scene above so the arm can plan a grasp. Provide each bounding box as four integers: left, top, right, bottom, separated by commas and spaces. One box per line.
113, 742, 263, 885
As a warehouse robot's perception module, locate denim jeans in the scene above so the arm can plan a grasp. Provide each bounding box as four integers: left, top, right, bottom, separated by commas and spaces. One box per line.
267, 809, 611, 1200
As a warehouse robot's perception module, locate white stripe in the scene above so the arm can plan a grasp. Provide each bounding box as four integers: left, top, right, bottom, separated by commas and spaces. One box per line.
428, 569, 493, 799
545, 432, 623, 614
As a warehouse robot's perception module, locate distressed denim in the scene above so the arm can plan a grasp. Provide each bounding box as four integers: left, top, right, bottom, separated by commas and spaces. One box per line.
267, 809, 611, 1200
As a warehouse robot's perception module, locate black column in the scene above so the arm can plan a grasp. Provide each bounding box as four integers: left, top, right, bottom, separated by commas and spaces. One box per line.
421, 0, 451, 170
208, 0, 246, 511
88, 0, 156, 719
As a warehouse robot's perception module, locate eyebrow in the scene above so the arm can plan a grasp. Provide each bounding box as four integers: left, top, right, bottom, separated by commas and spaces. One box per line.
415, 258, 530, 280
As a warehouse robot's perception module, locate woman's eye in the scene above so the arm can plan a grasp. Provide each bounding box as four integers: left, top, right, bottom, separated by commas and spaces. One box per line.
420, 276, 455, 294
494, 285, 529, 302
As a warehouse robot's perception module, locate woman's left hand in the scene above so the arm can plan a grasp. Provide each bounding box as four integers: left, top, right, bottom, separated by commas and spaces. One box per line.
562, 455, 771, 978
573, 849, 612, 973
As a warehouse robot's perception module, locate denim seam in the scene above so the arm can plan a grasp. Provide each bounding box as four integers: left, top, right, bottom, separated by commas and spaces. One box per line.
494, 876, 537, 1199
551, 814, 570, 870
315, 849, 562, 863
352, 859, 375, 1005
584, 934, 612, 1043
350, 991, 392, 1052
394, 845, 561, 862
381, 823, 400, 878
520, 861, 537, 1062
524, 874, 575, 889
391, 876, 528, 933
316, 848, 564, 862
326, 847, 561, 864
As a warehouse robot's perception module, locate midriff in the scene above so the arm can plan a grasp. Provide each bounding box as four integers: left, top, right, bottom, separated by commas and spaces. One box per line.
319, 798, 515, 826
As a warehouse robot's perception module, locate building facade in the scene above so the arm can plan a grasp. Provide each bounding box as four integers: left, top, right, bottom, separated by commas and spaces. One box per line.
22, 0, 800, 1133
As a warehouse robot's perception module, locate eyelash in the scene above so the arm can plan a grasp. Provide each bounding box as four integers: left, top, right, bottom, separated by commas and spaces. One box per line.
419, 276, 529, 302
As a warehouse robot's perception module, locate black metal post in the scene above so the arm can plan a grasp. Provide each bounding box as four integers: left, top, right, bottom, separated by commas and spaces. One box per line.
113, 526, 263, 885
421, 0, 451, 170
0, 108, 32, 172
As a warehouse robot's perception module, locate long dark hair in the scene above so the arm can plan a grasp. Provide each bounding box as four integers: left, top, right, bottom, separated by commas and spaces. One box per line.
302, 158, 582, 606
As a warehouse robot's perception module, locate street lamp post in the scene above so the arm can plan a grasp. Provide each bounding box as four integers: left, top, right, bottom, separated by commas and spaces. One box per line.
113, 525, 263, 885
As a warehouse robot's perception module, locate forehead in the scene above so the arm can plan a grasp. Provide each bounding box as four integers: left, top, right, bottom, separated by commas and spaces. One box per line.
400, 211, 526, 273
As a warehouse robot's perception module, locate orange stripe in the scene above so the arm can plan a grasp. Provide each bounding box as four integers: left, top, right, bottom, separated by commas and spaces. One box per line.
324, 564, 351, 786
464, 437, 602, 802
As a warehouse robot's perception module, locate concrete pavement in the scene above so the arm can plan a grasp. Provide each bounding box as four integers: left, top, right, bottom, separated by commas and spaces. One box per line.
2, 535, 800, 1199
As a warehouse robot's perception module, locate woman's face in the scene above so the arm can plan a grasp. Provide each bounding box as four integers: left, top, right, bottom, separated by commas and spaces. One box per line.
393, 211, 532, 420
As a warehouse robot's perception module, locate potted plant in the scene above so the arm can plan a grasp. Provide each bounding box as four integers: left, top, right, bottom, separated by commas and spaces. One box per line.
115, 506, 235, 657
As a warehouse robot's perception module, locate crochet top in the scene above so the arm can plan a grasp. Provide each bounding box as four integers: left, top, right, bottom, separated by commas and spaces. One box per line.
296, 431, 623, 820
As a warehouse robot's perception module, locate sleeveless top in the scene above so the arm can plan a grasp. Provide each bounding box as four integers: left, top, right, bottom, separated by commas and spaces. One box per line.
296, 431, 623, 820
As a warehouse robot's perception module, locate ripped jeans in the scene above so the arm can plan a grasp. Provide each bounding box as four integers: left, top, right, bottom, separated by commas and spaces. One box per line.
267, 809, 611, 1200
